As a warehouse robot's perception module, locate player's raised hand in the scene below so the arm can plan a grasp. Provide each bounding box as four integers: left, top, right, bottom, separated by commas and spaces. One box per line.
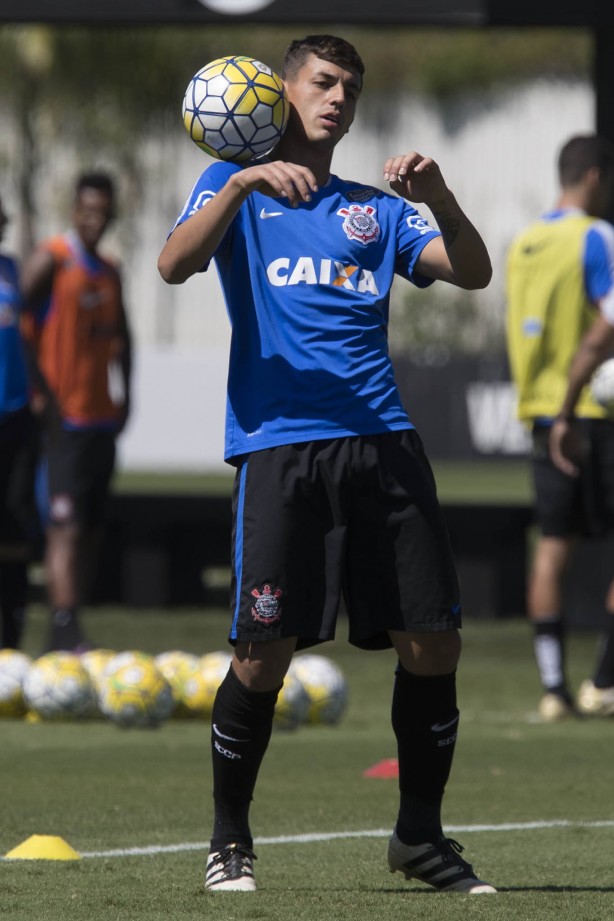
384, 152, 448, 205
237, 160, 319, 206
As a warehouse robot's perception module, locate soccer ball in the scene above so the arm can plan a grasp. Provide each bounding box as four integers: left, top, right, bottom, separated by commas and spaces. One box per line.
180, 650, 233, 719
289, 655, 349, 725
98, 659, 174, 728
590, 358, 614, 410
155, 650, 202, 717
23, 652, 96, 721
182, 55, 290, 163
103, 650, 155, 675
0, 649, 32, 718
80, 648, 117, 687
273, 671, 310, 731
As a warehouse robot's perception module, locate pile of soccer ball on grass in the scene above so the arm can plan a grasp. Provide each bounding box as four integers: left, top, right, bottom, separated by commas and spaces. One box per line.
0, 647, 348, 730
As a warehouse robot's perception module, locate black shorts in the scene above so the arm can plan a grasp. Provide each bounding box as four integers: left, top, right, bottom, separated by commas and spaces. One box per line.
46, 428, 116, 528
532, 420, 614, 538
0, 407, 40, 545
228, 430, 461, 651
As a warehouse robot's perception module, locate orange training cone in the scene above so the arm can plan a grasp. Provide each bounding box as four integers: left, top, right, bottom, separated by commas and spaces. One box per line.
362, 757, 399, 779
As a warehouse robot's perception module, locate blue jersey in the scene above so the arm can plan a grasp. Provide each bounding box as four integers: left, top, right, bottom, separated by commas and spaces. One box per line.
0, 252, 28, 421
175, 161, 440, 461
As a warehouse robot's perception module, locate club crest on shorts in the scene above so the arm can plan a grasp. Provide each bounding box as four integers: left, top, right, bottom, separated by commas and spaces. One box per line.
337, 204, 380, 245
250, 584, 283, 625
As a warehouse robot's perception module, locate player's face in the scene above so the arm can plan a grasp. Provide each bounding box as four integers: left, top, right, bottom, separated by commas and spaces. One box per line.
284, 54, 362, 149
73, 188, 114, 251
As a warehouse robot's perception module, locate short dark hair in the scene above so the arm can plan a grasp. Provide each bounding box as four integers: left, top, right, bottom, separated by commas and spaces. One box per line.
75, 172, 115, 200
558, 134, 614, 187
282, 34, 365, 86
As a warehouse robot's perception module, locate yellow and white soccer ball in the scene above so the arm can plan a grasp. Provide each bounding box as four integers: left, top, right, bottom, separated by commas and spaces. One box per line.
590, 358, 614, 410
103, 650, 156, 676
273, 671, 310, 731
22, 651, 96, 721
155, 650, 202, 717
0, 649, 32, 718
80, 648, 117, 687
289, 654, 349, 725
178, 650, 233, 719
183, 55, 290, 162
98, 658, 174, 728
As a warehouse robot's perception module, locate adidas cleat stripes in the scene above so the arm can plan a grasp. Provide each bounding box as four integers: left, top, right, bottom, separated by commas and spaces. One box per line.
387, 832, 496, 893
205, 844, 257, 891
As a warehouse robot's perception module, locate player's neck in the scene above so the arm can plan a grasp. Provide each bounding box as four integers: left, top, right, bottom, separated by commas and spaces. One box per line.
274, 137, 334, 187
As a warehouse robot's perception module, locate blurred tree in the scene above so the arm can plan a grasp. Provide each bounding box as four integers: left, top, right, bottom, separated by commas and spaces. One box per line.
0, 25, 299, 255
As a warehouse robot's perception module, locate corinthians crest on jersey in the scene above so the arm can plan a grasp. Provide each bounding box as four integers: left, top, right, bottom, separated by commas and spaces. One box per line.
337, 203, 380, 245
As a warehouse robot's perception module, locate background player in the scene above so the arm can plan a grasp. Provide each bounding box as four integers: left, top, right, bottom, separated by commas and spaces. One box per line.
506, 134, 614, 720
21, 172, 132, 652
0, 192, 39, 649
159, 34, 495, 894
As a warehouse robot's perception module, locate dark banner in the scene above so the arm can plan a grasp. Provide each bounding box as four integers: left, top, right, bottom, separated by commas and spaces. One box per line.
394, 353, 530, 460
0, 0, 485, 25
0, 0, 607, 26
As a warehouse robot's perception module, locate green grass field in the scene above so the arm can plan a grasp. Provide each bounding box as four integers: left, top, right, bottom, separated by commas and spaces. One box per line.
113, 457, 534, 505
2, 606, 613, 921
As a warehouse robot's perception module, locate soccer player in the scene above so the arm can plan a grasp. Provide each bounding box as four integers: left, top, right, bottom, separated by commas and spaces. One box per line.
0, 193, 39, 649
159, 35, 495, 894
506, 134, 614, 721
21, 172, 132, 653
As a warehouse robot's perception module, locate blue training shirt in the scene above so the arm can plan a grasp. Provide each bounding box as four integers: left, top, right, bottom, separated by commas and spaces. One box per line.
175, 161, 440, 462
0, 253, 29, 421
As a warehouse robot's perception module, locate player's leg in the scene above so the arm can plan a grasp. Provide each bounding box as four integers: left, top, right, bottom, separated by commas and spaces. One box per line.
577, 420, 614, 715
206, 636, 296, 891
386, 629, 496, 893
43, 430, 115, 652
528, 423, 582, 720
345, 431, 495, 893
527, 534, 576, 718
0, 410, 36, 649
206, 442, 342, 892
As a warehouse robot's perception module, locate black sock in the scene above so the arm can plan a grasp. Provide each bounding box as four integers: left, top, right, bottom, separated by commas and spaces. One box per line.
210, 665, 280, 850
44, 607, 87, 652
0, 561, 28, 649
593, 614, 614, 689
392, 663, 458, 846
533, 617, 568, 697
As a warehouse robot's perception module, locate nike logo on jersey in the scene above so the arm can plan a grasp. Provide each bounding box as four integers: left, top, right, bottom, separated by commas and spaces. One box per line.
260, 208, 283, 219
267, 256, 379, 294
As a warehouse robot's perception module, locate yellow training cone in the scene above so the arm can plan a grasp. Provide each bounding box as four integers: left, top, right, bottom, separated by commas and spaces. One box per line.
4, 835, 81, 860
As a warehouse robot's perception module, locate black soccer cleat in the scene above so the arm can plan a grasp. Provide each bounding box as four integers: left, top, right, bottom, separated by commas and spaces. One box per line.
205, 844, 257, 892
387, 832, 496, 893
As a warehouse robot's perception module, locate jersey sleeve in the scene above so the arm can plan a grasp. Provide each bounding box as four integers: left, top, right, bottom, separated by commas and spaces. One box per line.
584, 220, 614, 324
393, 201, 441, 288
170, 160, 242, 270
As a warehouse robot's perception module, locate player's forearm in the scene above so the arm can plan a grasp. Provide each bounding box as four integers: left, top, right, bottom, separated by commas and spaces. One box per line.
158, 176, 249, 284
428, 191, 492, 289
558, 317, 614, 418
